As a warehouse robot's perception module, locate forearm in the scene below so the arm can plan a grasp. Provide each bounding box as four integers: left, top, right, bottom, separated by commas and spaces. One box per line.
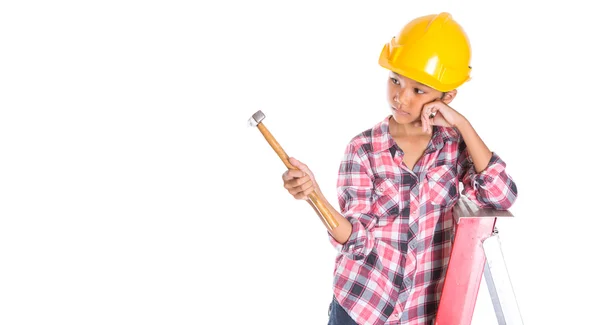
456, 118, 493, 173
310, 188, 352, 245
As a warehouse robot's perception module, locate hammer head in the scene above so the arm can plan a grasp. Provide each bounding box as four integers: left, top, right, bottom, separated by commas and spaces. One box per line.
247, 110, 265, 127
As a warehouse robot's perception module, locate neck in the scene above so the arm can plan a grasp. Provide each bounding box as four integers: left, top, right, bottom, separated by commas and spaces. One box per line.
389, 116, 428, 137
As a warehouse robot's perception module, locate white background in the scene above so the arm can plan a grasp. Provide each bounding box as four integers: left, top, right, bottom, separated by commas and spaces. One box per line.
1, 1, 598, 324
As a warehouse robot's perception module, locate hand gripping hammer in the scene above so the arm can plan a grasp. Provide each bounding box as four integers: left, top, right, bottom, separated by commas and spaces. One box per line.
248, 110, 339, 231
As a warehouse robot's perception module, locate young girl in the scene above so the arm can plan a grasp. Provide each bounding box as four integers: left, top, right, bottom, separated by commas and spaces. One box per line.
282, 12, 517, 325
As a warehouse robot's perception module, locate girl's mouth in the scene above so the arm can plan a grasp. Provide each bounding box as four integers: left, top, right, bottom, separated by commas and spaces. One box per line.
392, 106, 410, 115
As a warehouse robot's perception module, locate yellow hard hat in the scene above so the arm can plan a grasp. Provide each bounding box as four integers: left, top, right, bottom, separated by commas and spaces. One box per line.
379, 12, 472, 92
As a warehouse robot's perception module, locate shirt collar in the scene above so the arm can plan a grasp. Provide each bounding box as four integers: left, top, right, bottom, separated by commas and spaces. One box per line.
371, 115, 460, 155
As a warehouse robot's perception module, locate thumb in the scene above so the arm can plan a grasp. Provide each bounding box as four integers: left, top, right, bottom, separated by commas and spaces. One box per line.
289, 157, 305, 169
289, 157, 311, 176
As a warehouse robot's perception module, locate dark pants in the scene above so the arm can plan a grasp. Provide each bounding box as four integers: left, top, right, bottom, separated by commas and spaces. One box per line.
328, 296, 359, 325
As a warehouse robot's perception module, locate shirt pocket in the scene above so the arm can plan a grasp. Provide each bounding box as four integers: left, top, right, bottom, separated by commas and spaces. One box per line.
374, 178, 399, 199
426, 164, 459, 207
372, 178, 400, 226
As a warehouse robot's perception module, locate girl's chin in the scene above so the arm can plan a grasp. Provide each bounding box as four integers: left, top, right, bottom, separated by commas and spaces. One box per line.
391, 112, 415, 122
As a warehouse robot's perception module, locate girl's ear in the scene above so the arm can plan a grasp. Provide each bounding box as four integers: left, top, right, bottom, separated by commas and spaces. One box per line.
441, 89, 457, 105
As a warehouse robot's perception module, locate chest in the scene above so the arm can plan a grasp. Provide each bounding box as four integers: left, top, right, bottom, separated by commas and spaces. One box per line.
392, 135, 431, 171
369, 140, 461, 227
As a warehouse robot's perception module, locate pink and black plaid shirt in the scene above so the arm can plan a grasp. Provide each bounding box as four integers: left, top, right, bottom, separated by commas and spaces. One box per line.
328, 115, 517, 325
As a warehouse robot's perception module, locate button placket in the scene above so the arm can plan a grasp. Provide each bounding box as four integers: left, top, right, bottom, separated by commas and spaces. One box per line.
408, 240, 418, 251
408, 178, 421, 221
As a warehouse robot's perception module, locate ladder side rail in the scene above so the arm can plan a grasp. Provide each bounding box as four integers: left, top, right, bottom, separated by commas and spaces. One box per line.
483, 233, 524, 325
435, 197, 514, 325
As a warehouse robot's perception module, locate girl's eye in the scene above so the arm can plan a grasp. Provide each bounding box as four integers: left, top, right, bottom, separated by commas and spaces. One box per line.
390, 78, 400, 85
415, 88, 425, 94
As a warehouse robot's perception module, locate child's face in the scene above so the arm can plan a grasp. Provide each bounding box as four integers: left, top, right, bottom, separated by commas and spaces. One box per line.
387, 71, 446, 125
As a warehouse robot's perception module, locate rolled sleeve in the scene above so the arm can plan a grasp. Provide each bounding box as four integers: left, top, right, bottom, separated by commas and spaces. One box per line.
328, 213, 377, 260
458, 143, 518, 210
328, 142, 377, 260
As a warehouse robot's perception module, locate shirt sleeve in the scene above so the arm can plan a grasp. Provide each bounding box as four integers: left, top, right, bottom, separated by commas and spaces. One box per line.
328, 142, 378, 260
457, 138, 518, 210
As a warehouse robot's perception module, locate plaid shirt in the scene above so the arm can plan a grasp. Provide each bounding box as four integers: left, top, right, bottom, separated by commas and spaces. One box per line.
328, 115, 517, 325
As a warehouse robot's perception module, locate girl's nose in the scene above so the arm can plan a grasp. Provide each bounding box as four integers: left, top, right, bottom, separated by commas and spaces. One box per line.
394, 88, 409, 105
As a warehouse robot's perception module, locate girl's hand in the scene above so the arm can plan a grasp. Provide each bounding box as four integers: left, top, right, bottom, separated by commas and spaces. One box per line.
281, 157, 320, 200
419, 99, 467, 134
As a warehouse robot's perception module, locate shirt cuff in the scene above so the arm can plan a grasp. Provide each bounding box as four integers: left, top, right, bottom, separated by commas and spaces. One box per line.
466, 152, 504, 190
328, 216, 373, 260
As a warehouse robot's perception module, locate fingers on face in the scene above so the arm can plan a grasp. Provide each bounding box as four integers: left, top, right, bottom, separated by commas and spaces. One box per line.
421, 109, 430, 132
422, 104, 438, 133
430, 106, 439, 119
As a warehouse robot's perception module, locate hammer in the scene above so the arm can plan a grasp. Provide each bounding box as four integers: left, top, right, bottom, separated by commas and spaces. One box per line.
248, 110, 339, 231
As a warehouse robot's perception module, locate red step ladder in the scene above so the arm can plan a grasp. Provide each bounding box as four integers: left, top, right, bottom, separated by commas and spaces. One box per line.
435, 197, 523, 325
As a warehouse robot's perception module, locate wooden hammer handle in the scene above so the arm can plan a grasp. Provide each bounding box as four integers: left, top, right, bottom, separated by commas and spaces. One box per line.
257, 123, 339, 231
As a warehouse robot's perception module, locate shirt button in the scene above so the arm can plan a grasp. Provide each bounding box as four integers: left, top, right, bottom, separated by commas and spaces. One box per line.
409, 241, 417, 250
